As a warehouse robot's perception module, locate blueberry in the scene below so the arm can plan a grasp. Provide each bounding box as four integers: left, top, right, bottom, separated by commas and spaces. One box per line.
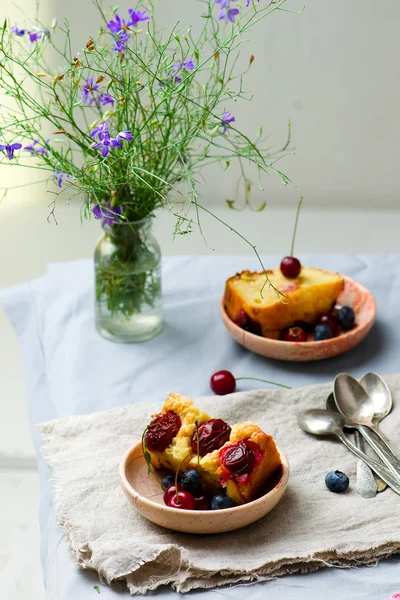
325, 470, 349, 493
161, 475, 176, 490
338, 306, 355, 330
181, 469, 202, 495
211, 494, 236, 510
314, 324, 333, 341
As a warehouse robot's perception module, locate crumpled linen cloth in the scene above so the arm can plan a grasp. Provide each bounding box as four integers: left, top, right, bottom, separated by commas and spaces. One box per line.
39, 375, 400, 595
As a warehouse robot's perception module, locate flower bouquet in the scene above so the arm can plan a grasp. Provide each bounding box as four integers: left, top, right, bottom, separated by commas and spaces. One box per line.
0, 0, 297, 342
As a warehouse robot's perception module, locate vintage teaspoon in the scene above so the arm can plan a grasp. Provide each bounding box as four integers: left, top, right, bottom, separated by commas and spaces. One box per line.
359, 372, 399, 452
297, 409, 400, 495
326, 393, 385, 493
334, 374, 400, 476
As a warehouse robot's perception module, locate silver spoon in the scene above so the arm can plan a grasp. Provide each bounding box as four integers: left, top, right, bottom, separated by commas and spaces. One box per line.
354, 430, 378, 498
359, 372, 396, 445
326, 393, 386, 493
297, 409, 400, 495
334, 373, 400, 476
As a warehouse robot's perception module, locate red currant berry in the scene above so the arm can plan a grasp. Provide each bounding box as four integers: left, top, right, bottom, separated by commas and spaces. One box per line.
280, 256, 301, 279
282, 326, 308, 342
145, 411, 181, 451
191, 419, 231, 455
220, 440, 256, 477
167, 490, 196, 510
210, 371, 236, 395
318, 313, 339, 335
194, 494, 211, 510
163, 483, 183, 505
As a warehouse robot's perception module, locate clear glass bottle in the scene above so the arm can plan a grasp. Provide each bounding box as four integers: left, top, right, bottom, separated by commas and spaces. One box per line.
94, 217, 162, 342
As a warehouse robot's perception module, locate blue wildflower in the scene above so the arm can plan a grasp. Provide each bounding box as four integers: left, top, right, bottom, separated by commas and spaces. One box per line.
0, 142, 22, 160
127, 9, 149, 27
82, 77, 100, 105
92, 201, 126, 227
215, 0, 240, 22
24, 140, 49, 157
28, 31, 42, 43
54, 169, 70, 188
112, 30, 130, 53
99, 93, 114, 107
221, 111, 236, 132
11, 24, 25, 36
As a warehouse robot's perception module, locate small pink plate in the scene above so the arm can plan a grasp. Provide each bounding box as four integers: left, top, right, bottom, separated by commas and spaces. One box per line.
220, 276, 376, 362
119, 442, 290, 534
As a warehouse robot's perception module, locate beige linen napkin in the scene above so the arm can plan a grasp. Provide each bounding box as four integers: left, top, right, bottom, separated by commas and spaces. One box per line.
39, 376, 400, 595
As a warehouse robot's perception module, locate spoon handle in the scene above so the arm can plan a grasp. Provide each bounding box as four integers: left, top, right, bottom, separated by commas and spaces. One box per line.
358, 424, 400, 475
337, 431, 400, 495
372, 423, 400, 459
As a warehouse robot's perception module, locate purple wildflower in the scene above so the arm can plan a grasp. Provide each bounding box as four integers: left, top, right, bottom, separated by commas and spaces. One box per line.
246, 0, 260, 5
215, 0, 240, 22
116, 130, 133, 142
107, 13, 126, 34
24, 140, 49, 157
112, 30, 130, 53
172, 55, 195, 73
82, 77, 100, 105
92, 201, 126, 227
127, 9, 149, 27
99, 93, 114, 107
0, 142, 22, 160
91, 120, 111, 141
28, 31, 42, 43
44, 27, 51, 38
221, 111, 236, 132
54, 169, 70, 188
93, 137, 122, 158
11, 24, 25, 36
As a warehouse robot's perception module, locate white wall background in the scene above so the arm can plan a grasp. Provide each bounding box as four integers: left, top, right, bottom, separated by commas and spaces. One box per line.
54, 0, 400, 209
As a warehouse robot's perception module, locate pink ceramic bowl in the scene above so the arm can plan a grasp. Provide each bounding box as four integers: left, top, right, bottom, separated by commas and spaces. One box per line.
221, 276, 376, 362
119, 441, 290, 534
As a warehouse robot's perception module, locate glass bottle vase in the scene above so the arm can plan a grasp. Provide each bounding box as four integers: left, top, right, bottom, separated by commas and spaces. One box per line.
94, 217, 162, 342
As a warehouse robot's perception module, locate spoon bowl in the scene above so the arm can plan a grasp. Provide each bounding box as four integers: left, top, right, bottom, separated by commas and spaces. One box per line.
297, 409, 345, 437
359, 372, 392, 425
334, 373, 375, 426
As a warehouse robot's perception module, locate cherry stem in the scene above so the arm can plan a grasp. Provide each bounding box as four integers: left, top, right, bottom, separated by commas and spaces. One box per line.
235, 376, 291, 390
290, 195, 303, 257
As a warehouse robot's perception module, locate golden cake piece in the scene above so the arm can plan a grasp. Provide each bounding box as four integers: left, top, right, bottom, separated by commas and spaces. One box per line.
224, 267, 344, 339
145, 393, 211, 473
198, 422, 282, 505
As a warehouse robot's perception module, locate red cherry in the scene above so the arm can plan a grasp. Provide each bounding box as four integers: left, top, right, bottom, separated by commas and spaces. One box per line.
145, 411, 181, 451
220, 440, 256, 477
163, 484, 183, 505
194, 494, 211, 510
319, 313, 339, 335
191, 419, 232, 455
282, 326, 308, 342
280, 256, 301, 279
235, 309, 249, 328
167, 490, 196, 510
210, 371, 236, 395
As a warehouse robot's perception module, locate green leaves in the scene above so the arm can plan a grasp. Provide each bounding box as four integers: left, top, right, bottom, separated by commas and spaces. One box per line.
94, 585, 100, 593
141, 426, 153, 476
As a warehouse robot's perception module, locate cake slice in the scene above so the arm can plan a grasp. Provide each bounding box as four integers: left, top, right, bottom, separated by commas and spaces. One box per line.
145, 394, 211, 473
198, 422, 282, 505
224, 267, 344, 339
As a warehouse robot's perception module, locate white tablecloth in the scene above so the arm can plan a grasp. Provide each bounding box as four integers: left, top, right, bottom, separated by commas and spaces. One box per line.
1, 254, 400, 599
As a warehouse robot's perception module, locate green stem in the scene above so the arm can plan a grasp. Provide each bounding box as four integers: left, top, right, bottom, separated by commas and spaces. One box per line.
290, 196, 303, 257
235, 377, 291, 390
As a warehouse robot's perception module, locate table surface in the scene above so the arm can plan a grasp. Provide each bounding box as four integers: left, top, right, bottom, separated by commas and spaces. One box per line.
2, 253, 400, 599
